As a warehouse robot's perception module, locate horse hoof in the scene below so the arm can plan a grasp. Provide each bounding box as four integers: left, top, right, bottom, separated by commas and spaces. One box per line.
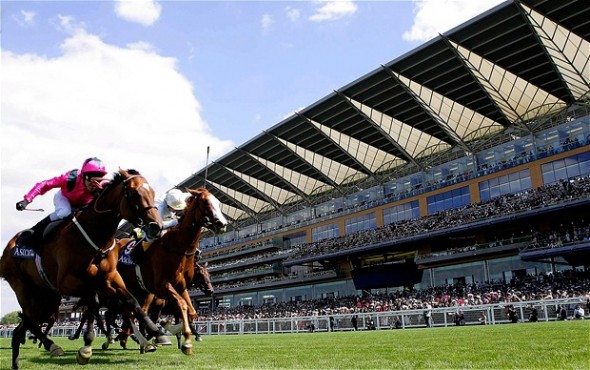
49, 344, 65, 357
140, 344, 157, 354
181, 343, 193, 355
196, 335, 203, 342
101, 342, 109, 350
76, 346, 92, 365
154, 335, 172, 346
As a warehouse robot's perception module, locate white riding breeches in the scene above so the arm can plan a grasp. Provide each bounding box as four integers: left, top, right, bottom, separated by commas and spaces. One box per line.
50, 190, 73, 221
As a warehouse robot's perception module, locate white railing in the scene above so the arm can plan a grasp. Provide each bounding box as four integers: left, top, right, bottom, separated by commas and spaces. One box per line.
193, 298, 586, 335
0, 297, 585, 338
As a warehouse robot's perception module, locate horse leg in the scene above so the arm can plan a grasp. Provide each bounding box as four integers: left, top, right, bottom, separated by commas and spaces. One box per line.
106, 274, 171, 347
190, 321, 203, 342
101, 308, 115, 350
165, 284, 193, 355
76, 309, 96, 365
11, 322, 27, 370
174, 316, 182, 350
69, 311, 88, 340
39, 317, 56, 348
180, 288, 202, 342
121, 293, 171, 347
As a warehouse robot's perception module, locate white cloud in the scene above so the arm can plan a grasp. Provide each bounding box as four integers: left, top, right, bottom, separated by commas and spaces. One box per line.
1, 28, 234, 253
403, 0, 504, 42
115, 0, 162, 26
261, 14, 274, 30
285, 6, 301, 22
309, 0, 357, 22
13, 10, 36, 27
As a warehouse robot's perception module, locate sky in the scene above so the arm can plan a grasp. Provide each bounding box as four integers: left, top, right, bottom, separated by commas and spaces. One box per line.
0, 0, 505, 316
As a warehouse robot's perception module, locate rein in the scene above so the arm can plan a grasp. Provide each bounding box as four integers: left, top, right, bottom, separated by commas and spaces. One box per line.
72, 215, 116, 253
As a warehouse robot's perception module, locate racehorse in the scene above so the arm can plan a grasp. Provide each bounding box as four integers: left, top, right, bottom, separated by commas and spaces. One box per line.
99, 260, 213, 351
0, 169, 170, 369
116, 187, 226, 354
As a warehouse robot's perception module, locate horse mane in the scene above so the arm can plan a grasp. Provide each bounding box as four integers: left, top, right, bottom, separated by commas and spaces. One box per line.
100, 169, 140, 194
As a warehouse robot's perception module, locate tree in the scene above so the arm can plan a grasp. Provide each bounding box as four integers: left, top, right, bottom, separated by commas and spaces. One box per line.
0, 311, 21, 325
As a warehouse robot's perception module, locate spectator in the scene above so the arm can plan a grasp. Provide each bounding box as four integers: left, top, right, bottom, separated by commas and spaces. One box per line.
478, 311, 487, 325
367, 317, 376, 330
573, 305, 585, 319
423, 303, 433, 328
557, 305, 568, 320
393, 316, 403, 329
507, 305, 519, 323
452, 310, 465, 326
528, 305, 539, 322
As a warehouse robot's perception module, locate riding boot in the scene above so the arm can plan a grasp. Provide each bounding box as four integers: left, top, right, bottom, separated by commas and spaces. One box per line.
131, 240, 150, 265
15, 216, 52, 253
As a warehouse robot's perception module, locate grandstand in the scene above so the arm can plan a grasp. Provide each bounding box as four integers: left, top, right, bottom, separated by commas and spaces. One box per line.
62, 0, 590, 320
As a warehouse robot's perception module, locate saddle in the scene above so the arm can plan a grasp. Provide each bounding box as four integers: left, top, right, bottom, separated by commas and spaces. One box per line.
12, 219, 65, 259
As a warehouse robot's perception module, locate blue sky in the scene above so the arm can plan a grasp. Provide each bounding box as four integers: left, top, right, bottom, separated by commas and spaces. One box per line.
1, 0, 504, 315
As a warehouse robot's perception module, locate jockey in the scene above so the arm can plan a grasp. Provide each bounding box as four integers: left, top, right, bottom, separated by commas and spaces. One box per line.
132, 188, 190, 263
158, 188, 190, 230
15, 157, 108, 252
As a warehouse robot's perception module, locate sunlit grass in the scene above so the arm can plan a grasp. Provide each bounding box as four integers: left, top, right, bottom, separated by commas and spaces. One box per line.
0, 320, 588, 369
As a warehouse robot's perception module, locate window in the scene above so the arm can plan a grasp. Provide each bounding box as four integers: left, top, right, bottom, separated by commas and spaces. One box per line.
479, 170, 531, 201
345, 212, 376, 234
427, 186, 470, 214
312, 223, 339, 242
383, 201, 419, 224
542, 152, 590, 185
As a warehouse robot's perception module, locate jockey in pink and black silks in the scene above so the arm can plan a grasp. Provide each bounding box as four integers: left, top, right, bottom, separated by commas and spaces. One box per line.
15, 157, 108, 252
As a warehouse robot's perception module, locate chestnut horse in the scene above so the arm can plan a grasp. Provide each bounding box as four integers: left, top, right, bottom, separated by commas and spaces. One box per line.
99, 260, 213, 350
0, 169, 170, 369
117, 187, 226, 354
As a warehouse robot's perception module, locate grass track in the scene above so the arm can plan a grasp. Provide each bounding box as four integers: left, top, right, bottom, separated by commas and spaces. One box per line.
0, 320, 588, 369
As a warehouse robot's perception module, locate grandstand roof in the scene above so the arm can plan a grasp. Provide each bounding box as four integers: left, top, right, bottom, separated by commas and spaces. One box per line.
177, 0, 590, 225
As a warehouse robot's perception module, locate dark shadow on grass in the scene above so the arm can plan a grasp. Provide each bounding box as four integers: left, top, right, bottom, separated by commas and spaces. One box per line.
22, 348, 149, 367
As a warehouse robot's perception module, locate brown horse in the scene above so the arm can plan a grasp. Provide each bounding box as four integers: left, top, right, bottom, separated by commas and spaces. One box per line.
116, 187, 226, 354
0, 169, 170, 369
99, 260, 213, 350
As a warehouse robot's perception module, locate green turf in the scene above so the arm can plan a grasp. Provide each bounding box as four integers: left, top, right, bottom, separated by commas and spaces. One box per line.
0, 320, 588, 369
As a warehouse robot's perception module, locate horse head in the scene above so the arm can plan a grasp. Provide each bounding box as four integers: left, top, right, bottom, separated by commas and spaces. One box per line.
98, 169, 163, 240
193, 261, 213, 296
185, 188, 228, 234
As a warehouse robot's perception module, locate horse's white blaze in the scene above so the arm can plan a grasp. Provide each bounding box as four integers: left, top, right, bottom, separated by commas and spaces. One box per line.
210, 195, 228, 226
142, 183, 151, 191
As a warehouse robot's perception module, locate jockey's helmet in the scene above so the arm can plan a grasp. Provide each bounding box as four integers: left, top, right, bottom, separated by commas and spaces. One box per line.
165, 189, 188, 211
81, 157, 107, 177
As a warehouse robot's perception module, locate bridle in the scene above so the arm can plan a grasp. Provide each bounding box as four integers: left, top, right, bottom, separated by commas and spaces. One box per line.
94, 174, 157, 228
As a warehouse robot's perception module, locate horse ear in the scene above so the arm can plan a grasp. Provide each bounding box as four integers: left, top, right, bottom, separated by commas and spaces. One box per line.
202, 261, 208, 268
119, 168, 129, 177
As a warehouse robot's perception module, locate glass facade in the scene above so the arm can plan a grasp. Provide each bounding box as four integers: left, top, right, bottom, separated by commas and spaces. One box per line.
344, 212, 376, 235
426, 186, 470, 214
215, 280, 359, 307
542, 152, 590, 185
479, 169, 532, 201
312, 222, 340, 242
383, 201, 419, 225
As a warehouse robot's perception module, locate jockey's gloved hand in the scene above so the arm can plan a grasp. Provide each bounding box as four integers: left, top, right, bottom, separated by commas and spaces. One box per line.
16, 199, 29, 211
132, 227, 145, 240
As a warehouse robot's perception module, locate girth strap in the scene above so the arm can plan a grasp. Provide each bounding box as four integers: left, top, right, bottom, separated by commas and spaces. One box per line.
72, 215, 116, 253
135, 265, 152, 294
35, 254, 57, 291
